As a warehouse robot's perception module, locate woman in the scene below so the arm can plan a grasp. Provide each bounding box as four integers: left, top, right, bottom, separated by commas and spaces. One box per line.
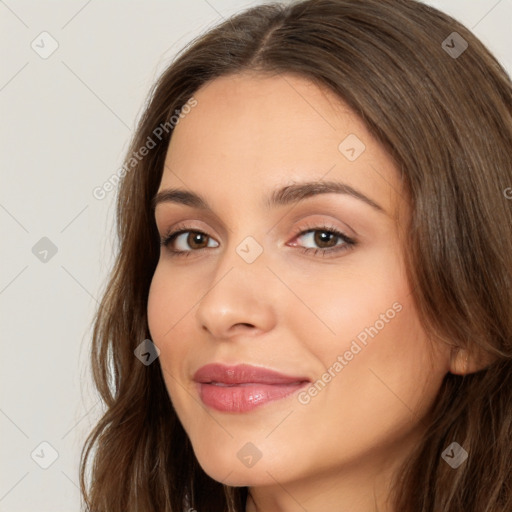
80, 0, 512, 510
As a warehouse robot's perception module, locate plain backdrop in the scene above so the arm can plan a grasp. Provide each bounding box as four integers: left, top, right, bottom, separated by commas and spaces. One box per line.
1, 1, 511, 510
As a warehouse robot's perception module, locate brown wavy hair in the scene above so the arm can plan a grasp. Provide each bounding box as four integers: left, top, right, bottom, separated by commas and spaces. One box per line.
80, 0, 512, 510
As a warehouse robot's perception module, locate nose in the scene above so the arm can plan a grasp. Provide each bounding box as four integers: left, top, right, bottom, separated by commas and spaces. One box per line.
195, 250, 277, 340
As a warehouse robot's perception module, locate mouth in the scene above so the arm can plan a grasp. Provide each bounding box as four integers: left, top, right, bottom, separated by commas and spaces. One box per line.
193, 363, 310, 413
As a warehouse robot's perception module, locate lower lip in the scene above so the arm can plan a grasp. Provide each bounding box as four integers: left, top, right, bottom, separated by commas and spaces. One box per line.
198, 382, 308, 412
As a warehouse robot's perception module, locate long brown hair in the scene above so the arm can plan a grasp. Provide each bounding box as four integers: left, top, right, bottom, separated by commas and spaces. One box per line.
80, 0, 512, 510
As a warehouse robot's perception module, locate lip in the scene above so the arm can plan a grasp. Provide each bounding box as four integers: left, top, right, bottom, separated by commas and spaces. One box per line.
193, 363, 310, 413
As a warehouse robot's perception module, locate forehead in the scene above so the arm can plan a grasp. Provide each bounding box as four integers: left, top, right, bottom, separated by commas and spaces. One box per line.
160, 72, 404, 219
166, 72, 361, 166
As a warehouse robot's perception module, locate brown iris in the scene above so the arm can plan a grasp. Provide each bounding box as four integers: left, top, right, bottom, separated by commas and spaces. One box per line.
187, 231, 209, 249
313, 230, 338, 249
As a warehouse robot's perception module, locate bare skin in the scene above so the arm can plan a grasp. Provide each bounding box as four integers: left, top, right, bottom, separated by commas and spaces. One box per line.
147, 71, 462, 512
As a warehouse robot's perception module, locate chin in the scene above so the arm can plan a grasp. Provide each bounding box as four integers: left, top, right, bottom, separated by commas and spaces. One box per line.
217, 471, 270, 487
192, 441, 286, 487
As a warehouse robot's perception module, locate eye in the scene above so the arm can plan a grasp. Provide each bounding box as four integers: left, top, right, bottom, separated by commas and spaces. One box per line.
160, 225, 219, 257
288, 223, 356, 257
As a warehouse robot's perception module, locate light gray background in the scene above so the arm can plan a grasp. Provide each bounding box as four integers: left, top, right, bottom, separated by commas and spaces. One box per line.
1, 1, 511, 510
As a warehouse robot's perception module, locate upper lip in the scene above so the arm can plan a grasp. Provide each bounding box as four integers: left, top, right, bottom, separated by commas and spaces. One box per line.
193, 363, 310, 385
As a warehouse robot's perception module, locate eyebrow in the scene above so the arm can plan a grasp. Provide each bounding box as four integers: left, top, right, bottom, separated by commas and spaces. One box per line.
151, 180, 384, 213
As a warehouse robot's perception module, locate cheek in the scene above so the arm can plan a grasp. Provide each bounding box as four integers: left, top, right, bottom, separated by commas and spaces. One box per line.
287, 297, 444, 474
147, 266, 188, 390
147, 263, 194, 342
289, 249, 410, 363
313, 295, 444, 426
147, 268, 194, 425
290, 249, 445, 421
147, 264, 201, 387
147, 272, 169, 348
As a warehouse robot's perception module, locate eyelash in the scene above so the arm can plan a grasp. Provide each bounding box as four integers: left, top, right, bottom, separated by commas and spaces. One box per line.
159, 222, 356, 259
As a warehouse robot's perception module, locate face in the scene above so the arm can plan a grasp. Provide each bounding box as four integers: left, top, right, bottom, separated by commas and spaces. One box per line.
147, 72, 451, 500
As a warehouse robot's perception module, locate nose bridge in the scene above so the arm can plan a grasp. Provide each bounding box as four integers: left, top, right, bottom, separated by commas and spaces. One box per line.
211, 225, 269, 290
195, 232, 276, 338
